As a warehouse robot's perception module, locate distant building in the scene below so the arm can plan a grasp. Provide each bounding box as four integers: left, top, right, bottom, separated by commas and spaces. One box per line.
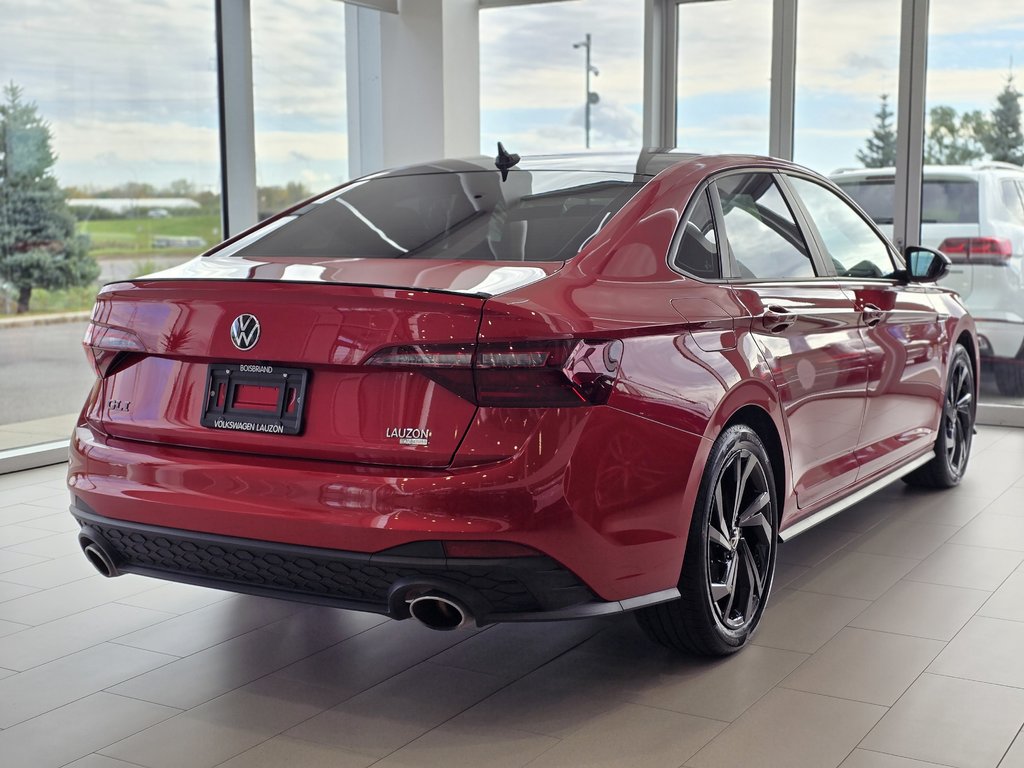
68, 198, 201, 215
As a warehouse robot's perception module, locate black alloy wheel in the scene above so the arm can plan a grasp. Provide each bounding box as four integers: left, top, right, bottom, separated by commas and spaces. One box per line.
905, 343, 975, 488
943, 352, 973, 479
636, 424, 778, 655
705, 446, 774, 633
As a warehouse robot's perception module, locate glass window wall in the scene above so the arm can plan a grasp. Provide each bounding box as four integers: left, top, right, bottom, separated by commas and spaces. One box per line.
0, 0, 220, 451
251, 0, 347, 218
927, 1, 1024, 408
675, 0, 772, 154
479, 0, 644, 155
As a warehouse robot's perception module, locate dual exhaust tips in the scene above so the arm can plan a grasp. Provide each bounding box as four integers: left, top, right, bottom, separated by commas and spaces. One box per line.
77, 530, 478, 632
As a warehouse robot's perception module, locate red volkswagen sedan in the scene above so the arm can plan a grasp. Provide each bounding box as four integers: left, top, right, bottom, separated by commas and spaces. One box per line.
69, 150, 977, 655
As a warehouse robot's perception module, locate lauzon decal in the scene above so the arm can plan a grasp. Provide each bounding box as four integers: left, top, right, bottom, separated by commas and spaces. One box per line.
386, 427, 431, 446
214, 419, 285, 434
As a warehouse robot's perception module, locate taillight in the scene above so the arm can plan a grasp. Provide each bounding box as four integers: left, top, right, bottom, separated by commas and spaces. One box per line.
83, 322, 145, 377
938, 237, 1013, 264
365, 338, 623, 407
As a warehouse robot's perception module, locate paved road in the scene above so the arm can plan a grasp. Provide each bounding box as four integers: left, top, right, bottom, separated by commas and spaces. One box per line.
0, 321, 93, 425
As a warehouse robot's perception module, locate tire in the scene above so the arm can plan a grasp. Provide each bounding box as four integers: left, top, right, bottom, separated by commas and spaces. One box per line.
903, 343, 975, 488
994, 356, 1024, 398
635, 424, 778, 655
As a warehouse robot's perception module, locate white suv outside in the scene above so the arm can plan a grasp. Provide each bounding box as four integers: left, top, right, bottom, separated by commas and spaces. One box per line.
832, 163, 1024, 396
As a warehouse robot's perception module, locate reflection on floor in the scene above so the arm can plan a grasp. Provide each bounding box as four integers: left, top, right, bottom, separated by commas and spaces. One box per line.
1, 426, 1024, 768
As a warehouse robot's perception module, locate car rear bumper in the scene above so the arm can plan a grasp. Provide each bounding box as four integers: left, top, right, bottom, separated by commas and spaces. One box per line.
71, 501, 685, 623
68, 412, 703, 607
974, 318, 1024, 359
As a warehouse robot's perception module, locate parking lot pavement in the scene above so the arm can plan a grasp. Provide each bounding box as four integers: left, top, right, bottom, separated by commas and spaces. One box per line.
0, 321, 92, 429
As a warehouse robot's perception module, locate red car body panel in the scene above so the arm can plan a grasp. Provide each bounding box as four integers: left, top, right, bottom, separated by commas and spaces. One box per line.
68, 152, 977, 620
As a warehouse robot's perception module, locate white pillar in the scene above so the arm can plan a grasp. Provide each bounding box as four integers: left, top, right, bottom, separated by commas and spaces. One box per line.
893, 0, 929, 252
768, 0, 797, 160
346, 0, 480, 177
215, 0, 258, 237
643, 0, 678, 148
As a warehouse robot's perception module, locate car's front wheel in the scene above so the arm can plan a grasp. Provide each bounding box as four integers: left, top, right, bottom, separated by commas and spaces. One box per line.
904, 343, 975, 488
636, 424, 778, 655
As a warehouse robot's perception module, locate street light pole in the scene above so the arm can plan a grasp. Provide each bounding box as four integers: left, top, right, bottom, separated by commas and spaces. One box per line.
573, 33, 598, 149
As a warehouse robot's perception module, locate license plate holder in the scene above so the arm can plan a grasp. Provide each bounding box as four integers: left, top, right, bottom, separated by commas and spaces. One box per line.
201, 363, 308, 436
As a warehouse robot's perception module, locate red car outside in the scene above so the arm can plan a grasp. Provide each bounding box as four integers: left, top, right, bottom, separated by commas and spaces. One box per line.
69, 150, 977, 655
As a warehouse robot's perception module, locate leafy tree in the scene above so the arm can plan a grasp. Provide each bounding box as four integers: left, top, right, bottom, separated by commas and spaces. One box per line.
257, 181, 311, 218
0, 83, 98, 313
857, 94, 898, 168
980, 74, 1024, 165
925, 105, 987, 165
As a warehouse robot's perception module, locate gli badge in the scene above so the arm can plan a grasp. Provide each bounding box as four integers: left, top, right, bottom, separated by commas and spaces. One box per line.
229, 314, 260, 351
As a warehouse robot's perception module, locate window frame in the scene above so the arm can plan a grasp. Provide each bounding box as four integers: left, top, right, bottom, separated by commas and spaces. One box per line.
777, 171, 905, 283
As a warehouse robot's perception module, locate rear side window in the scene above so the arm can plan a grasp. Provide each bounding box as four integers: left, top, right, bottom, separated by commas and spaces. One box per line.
788, 177, 897, 279
225, 170, 644, 262
671, 190, 721, 279
1001, 180, 1024, 225
716, 174, 816, 280
837, 178, 979, 225
923, 180, 979, 224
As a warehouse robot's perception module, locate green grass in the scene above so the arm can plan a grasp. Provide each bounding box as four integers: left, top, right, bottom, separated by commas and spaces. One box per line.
77, 214, 222, 258
21, 285, 99, 314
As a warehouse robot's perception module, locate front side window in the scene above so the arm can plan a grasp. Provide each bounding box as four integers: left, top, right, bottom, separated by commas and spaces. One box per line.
716, 174, 816, 280
671, 190, 720, 279
789, 177, 897, 279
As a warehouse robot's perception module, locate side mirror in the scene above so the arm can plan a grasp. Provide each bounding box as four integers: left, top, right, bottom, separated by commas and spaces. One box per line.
903, 246, 951, 283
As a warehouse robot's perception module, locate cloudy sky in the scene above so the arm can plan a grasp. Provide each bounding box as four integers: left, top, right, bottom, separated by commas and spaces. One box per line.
1, 0, 1022, 192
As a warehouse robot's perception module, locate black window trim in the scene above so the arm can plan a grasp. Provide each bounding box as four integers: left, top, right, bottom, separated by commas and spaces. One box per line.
776, 171, 905, 284
709, 168, 829, 284
665, 182, 727, 283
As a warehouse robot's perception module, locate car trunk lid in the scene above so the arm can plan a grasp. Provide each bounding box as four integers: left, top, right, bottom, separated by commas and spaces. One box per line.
86, 277, 495, 468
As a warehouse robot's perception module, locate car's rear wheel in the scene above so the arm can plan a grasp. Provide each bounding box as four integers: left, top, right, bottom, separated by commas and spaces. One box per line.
904, 343, 975, 488
994, 351, 1024, 398
636, 424, 777, 655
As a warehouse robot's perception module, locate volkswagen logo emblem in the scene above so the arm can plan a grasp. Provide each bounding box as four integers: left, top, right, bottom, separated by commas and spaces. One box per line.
229, 314, 261, 351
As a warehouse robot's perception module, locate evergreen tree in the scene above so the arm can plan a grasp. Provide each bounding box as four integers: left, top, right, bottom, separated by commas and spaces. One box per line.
857, 94, 898, 168
0, 83, 98, 313
980, 74, 1024, 165
924, 105, 987, 165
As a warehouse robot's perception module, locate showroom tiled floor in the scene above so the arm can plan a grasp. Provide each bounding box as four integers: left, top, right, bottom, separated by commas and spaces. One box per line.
1, 427, 1024, 768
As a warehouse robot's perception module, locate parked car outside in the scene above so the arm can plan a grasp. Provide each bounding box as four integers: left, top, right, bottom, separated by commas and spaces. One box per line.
69, 150, 976, 655
832, 163, 1024, 395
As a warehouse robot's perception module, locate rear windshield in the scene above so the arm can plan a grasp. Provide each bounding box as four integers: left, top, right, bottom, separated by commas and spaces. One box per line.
835, 178, 979, 225
227, 170, 646, 262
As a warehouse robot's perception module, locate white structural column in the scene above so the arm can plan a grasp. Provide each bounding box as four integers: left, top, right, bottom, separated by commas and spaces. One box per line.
893, 0, 929, 251
768, 0, 797, 160
643, 0, 678, 147
215, 0, 258, 238
345, 5, 385, 178
345, 0, 480, 177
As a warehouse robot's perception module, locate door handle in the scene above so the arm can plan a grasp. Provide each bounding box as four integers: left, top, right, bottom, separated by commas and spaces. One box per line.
762, 305, 794, 333
862, 303, 885, 327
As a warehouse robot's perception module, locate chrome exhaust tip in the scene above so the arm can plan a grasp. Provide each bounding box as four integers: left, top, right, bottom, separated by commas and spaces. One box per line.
408, 593, 473, 631
79, 535, 119, 578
